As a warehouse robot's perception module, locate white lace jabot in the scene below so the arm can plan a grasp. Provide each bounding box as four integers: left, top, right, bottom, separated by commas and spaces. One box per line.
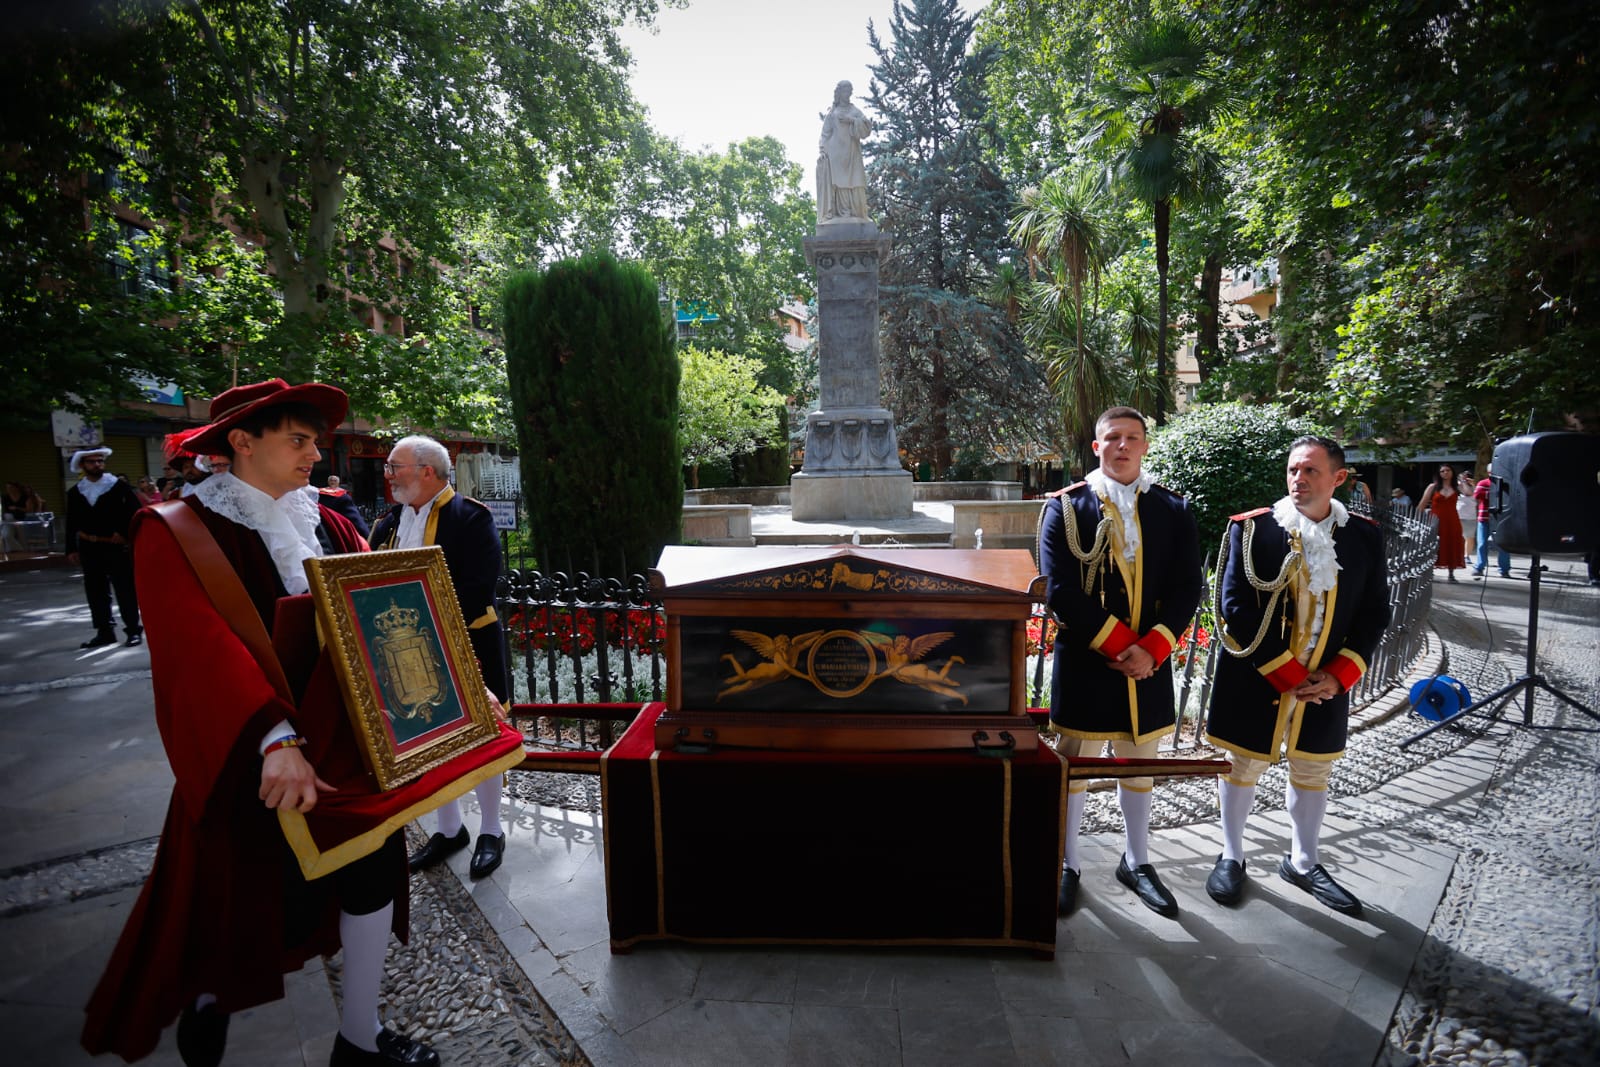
195, 473, 323, 594
1086, 467, 1152, 560
76, 476, 116, 507
1272, 495, 1348, 594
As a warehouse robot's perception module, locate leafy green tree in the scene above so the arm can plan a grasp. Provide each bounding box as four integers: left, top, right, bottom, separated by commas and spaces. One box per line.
626, 136, 814, 395
1231, 0, 1600, 446
2, 0, 658, 434
677, 346, 785, 489
503, 252, 680, 576
867, 0, 1051, 476
1144, 401, 1331, 552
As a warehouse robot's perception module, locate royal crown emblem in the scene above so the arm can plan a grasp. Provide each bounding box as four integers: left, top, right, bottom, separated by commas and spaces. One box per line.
370, 598, 448, 725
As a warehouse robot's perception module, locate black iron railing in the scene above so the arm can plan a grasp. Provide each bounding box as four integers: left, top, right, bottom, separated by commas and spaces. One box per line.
495, 566, 665, 762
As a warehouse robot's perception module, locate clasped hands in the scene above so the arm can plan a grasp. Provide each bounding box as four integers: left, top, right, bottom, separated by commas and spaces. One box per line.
1292, 670, 1343, 704
1109, 644, 1157, 681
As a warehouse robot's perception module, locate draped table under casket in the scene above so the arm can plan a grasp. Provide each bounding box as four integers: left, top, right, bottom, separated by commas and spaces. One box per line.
600, 546, 1065, 956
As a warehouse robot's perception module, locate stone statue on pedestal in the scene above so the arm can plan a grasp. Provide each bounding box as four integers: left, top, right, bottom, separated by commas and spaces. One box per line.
816, 81, 872, 226
791, 81, 912, 522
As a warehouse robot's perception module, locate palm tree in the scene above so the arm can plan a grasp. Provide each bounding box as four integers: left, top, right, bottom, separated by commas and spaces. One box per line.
1009, 170, 1110, 368
1021, 262, 1116, 474
1077, 17, 1234, 425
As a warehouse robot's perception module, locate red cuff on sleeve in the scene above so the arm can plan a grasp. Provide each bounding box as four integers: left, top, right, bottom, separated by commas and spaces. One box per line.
1259, 650, 1310, 693
1135, 624, 1178, 666
1323, 649, 1366, 693
1090, 617, 1138, 659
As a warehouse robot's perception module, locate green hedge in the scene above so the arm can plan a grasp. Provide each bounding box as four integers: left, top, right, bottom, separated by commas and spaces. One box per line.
1144, 402, 1334, 554
502, 252, 682, 577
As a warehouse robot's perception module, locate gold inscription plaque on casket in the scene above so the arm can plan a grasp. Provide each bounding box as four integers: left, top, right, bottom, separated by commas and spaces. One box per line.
651, 546, 1044, 753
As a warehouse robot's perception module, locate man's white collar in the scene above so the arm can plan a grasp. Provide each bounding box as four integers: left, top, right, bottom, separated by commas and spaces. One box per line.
195, 473, 323, 594
1086, 467, 1150, 560
1272, 495, 1347, 594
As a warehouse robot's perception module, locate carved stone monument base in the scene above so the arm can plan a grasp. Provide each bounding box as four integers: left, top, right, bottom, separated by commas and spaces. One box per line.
791, 222, 912, 522
790, 469, 913, 522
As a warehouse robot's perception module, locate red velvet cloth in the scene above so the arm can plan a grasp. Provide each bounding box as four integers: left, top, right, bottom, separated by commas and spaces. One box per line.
82, 499, 520, 1062
601, 704, 1065, 955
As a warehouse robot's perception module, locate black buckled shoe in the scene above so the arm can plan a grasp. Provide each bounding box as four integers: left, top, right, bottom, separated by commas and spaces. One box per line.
469, 833, 505, 880
81, 629, 117, 649
1278, 856, 1363, 917
330, 1028, 440, 1066
1057, 867, 1081, 916
407, 826, 469, 873
1205, 856, 1246, 906
175, 1003, 229, 1067
1115, 855, 1179, 918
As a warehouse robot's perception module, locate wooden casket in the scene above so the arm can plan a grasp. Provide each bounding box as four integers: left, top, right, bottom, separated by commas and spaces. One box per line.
650, 545, 1042, 755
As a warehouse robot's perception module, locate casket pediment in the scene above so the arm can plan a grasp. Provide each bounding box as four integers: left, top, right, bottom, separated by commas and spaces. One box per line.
651, 545, 1042, 600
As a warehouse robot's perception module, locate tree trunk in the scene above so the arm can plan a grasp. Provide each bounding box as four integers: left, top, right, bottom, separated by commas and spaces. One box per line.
1196, 251, 1223, 383
1154, 199, 1171, 425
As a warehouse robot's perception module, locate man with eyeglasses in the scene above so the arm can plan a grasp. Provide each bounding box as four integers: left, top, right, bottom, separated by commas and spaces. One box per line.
64, 446, 143, 647
372, 435, 512, 879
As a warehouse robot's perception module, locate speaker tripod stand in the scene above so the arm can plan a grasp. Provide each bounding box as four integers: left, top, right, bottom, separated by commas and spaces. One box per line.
1401, 551, 1600, 747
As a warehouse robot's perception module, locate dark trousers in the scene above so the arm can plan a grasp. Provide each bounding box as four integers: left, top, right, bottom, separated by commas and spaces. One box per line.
81, 541, 140, 633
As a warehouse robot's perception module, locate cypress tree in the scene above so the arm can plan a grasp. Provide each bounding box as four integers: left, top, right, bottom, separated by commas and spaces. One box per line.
503, 252, 681, 577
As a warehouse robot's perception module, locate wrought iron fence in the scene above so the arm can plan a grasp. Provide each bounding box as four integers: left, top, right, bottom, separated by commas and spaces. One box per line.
495, 566, 665, 758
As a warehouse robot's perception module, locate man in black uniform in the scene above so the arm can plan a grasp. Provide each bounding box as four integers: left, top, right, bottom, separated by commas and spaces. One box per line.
371, 434, 511, 879
65, 447, 143, 648
1038, 407, 1202, 917
1204, 435, 1390, 916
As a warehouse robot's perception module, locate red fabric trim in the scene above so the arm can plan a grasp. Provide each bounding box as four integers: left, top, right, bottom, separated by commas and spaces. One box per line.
1092, 617, 1139, 659
1261, 652, 1310, 693
1135, 625, 1176, 665
1323, 650, 1364, 693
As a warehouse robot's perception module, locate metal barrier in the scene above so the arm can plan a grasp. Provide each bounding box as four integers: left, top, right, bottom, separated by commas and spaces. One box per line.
495, 566, 665, 768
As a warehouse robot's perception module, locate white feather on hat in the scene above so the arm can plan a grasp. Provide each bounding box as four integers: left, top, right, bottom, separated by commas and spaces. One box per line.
69, 447, 113, 473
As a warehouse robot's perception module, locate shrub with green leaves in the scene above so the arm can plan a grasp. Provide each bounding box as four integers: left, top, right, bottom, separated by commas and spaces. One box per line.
503, 252, 681, 577
1144, 402, 1333, 555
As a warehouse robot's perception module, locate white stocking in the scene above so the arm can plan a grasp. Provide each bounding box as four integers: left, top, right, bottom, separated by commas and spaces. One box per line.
476, 775, 504, 839
1287, 784, 1327, 873
1118, 786, 1152, 868
337, 903, 392, 1052
1218, 779, 1255, 863
1063, 790, 1086, 874
434, 797, 464, 838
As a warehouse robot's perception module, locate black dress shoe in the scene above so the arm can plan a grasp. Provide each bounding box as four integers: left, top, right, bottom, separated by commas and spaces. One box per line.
1205, 856, 1246, 906
81, 629, 117, 648
124, 627, 143, 647
407, 826, 469, 873
330, 1028, 440, 1066
1115, 855, 1179, 918
175, 1003, 229, 1067
469, 832, 505, 880
1057, 866, 1081, 916
1278, 856, 1363, 917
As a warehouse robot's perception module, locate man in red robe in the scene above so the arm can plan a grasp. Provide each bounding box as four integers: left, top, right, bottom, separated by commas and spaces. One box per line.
82, 380, 519, 1066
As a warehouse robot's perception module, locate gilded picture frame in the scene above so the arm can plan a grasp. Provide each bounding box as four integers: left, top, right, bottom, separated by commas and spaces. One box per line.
305, 546, 497, 790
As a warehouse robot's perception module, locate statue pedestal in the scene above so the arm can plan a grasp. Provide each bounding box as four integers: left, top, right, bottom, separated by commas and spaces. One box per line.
791, 223, 912, 522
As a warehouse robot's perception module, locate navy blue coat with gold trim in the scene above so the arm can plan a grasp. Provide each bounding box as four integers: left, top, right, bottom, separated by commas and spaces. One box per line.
1038, 481, 1202, 743
1205, 508, 1389, 762
371, 488, 509, 701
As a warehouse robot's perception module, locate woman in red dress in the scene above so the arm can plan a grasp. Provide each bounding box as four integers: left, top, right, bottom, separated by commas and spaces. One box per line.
1418, 463, 1466, 582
